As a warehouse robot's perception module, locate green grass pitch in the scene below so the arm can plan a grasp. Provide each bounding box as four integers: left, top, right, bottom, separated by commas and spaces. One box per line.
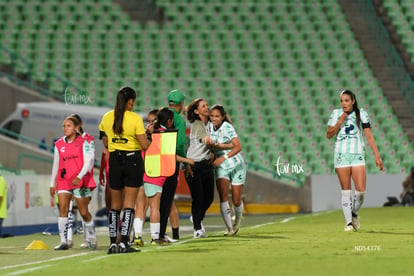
0, 207, 413, 275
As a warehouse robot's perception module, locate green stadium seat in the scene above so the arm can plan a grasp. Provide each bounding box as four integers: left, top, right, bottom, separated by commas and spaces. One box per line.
0, 0, 409, 183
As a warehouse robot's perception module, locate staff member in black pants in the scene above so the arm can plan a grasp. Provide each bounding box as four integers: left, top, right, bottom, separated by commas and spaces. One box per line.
185, 98, 217, 238
99, 87, 150, 253
157, 89, 192, 244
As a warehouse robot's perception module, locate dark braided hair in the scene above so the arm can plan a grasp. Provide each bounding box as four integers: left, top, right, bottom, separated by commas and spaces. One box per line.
341, 90, 361, 130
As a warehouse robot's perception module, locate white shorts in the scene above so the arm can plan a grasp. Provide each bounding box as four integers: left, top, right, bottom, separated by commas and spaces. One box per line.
215, 163, 246, 186
334, 152, 366, 169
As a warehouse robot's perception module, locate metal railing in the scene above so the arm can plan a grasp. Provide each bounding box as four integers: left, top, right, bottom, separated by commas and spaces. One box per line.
360, 0, 414, 114
0, 44, 90, 103
0, 127, 55, 153
17, 153, 52, 174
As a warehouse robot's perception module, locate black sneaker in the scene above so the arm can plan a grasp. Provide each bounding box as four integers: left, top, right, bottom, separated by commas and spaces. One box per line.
119, 242, 140, 253
107, 243, 118, 254
54, 243, 69, 250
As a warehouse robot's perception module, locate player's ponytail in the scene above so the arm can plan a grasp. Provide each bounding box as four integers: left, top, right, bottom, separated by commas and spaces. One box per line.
70, 114, 84, 134
113, 87, 136, 135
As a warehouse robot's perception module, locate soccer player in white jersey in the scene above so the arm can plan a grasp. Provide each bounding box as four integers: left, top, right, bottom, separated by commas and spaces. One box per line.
204, 104, 246, 236
327, 90, 383, 232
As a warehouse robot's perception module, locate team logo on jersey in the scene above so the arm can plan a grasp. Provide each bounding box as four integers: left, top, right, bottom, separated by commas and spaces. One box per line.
60, 146, 65, 153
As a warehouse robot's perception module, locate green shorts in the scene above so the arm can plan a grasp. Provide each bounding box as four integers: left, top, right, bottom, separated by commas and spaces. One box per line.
215, 162, 246, 185
334, 152, 365, 168
57, 188, 92, 198
144, 182, 162, 197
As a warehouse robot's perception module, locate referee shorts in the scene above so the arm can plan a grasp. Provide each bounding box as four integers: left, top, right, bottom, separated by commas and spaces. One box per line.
109, 150, 144, 190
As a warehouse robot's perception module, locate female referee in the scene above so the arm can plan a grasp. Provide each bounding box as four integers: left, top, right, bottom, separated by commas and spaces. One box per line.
99, 87, 150, 253
326, 90, 383, 232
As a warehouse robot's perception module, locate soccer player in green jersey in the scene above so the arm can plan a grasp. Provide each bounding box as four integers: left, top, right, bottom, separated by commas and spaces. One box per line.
327, 90, 383, 232
205, 104, 246, 236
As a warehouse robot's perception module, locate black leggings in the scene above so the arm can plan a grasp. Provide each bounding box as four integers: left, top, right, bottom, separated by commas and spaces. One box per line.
186, 160, 215, 230
159, 163, 179, 239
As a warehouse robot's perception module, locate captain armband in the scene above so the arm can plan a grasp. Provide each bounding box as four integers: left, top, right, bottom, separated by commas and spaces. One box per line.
362, 122, 371, 129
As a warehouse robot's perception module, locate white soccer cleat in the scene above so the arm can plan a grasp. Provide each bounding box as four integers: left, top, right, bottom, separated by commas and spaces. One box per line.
80, 240, 89, 249
193, 229, 207, 238
232, 222, 240, 236
352, 216, 360, 231
224, 229, 234, 236
165, 235, 179, 243
67, 240, 74, 248
344, 224, 355, 232
89, 239, 97, 249
54, 242, 69, 250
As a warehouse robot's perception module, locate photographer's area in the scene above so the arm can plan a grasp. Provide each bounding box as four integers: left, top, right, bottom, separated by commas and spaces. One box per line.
383, 166, 414, 207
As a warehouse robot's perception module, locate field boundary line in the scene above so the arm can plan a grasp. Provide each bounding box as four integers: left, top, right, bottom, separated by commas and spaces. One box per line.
6, 264, 54, 276
0, 252, 93, 271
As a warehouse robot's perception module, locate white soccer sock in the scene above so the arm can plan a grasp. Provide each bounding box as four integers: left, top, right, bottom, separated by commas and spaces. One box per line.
84, 220, 96, 241
67, 222, 73, 242
234, 202, 243, 226
341, 190, 352, 225
58, 217, 68, 244
133, 218, 144, 238
150, 223, 160, 240
82, 219, 86, 240
220, 201, 233, 231
353, 190, 365, 214
67, 201, 74, 242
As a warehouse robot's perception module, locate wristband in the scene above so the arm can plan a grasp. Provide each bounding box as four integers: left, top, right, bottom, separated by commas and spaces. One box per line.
223, 154, 229, 159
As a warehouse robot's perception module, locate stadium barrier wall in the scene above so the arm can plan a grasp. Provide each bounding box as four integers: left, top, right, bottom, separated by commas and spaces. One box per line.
0, 135, 53, 173
0, 77, 53, 123
311, 174, 406, 212
2, 174, 106, 236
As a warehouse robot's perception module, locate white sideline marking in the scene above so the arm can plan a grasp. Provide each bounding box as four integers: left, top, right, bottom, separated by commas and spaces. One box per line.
6, 264, 53, 275
311, 210, 335, 216
0, 252, 92, 271
280, 217, 296, 223
250, 222, 274, 229
83, 255, 109, 262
